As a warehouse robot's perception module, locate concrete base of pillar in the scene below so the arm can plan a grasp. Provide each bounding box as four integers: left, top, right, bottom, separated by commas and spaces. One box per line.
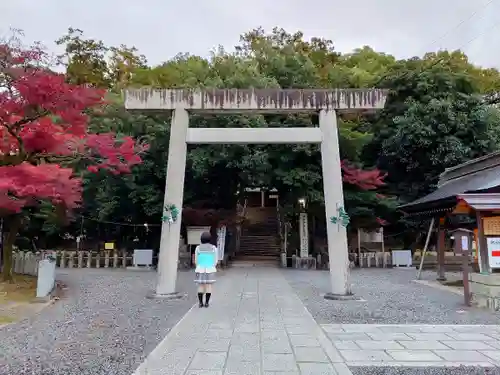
436, 276, 447, 282
146, 291, 185, 300
324, 292, 362, 301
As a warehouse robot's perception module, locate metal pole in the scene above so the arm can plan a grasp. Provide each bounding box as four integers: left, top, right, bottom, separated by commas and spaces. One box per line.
357, 228, 361, 267
462, 248, 471, 306
416, 217, 435, 280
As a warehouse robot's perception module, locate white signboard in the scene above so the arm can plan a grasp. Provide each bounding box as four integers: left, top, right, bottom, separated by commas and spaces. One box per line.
133, 249, 153, 267
487, 237, 500, 268
461, 236, 469, 251
299, 213, 309, 258
216, 226, 227, 261
187, 226, 211, 245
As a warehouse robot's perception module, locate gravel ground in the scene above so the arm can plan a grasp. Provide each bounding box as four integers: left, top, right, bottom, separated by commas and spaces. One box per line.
0, 269, 196, 375
349, 367, 500, 375
284, 268, 500, 324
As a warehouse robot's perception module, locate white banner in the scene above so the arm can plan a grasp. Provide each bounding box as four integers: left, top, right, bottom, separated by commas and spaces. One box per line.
299, 213, 309, 258
217, 226, 227, 261
487, 237, 500, 268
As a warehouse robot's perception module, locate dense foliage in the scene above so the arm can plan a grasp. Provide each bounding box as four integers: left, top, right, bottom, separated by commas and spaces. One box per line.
5, 26, 500, 253
0, 34, 145, 280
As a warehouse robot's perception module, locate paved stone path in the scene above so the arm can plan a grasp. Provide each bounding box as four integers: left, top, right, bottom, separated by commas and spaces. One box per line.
133, 268, 500, 375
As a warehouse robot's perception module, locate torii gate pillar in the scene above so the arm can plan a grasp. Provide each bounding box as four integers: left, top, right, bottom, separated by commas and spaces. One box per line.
124, 88, 387, 299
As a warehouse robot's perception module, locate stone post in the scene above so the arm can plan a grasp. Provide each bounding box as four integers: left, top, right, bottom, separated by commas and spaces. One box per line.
153, 108, 189, 298
320, 110, 352, 299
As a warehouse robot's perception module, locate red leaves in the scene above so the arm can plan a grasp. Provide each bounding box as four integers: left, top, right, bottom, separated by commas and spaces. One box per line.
341, 160, 386, 190
0, 41, 146, 213
0, 163, 82, 212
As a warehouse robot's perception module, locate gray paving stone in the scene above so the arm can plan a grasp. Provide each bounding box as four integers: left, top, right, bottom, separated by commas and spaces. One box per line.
286, 324, 315, 334
440, 340, 496, 350
333, 363, 354, 375
199, 338, 231, 352
407, 333, 452, 341
366, 332, 413, 341
283, 318, 312, 326
263, 372, 299, 375
377, 325, 425, 334
185, 371, 223, 375
321, 324, 345, 333
483, 340, 500, 349
418, 325, 456, 333
355, 340, 405, 350
234, 323, 260, 333
227, 345, 260, 362
386, 349, 444, 361
231, 332, 260, 347
209, 322, 234, 330
332, 340, 360, 350
262, 339, 293, 354
445, 333, 496, 341
340, 349, 393, 362
433, 350, 494, 362
189, 351, 227, 370
223, 360, 261, 375
485, 332, 500, 340
397, 340, 451, 350
289, 334, 321, 347
260, 323, 285, 330
298, 362, 339, 375
261, 330, 288, 341
294, 346, 330, 363
262, 353, 298, 372
341, 324, 383, 333
452, 325, 500, 333
479, 350, 500, 362
205, 329, 234, 339
327, 332, 371, 341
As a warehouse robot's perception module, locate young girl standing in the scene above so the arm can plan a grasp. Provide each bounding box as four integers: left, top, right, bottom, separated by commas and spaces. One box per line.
194, 231, 218, 308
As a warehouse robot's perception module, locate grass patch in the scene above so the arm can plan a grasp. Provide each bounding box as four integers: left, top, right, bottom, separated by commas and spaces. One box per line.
0, 274, 37, 304
0, 315, 15, 324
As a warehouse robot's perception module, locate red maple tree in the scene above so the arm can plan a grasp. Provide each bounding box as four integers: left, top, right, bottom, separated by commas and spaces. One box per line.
341, 161, 386, 190
0, 39, 146, 281
341, 161, 389, 228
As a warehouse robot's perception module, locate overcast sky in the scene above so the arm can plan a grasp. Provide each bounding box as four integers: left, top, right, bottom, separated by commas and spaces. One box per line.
1, 0, 499, 68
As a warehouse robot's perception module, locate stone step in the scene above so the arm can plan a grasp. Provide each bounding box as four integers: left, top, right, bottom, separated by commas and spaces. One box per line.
230, 260, 280, 268
239, 247, 281, 252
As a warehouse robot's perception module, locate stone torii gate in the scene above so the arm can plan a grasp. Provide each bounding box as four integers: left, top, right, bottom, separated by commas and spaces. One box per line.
124, 88, 387, 299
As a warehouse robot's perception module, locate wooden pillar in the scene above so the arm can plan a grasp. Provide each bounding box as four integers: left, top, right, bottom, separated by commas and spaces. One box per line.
476, 210, 490, 274
437, 217, 446, 281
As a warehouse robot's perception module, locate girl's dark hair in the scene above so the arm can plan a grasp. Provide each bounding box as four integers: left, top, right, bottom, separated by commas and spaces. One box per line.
200, 231, 212, 244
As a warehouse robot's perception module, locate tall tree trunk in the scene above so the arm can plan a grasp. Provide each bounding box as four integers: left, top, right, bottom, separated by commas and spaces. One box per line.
2, 215, 22, 282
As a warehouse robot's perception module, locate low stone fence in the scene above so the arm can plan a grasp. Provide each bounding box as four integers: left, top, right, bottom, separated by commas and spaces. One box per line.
13, 250, 146, 270
413, 251, 475, 272
12, 251, 56, 298
350, 252, 392, 268
301, 251, 394, 270
13, 251, 42, 276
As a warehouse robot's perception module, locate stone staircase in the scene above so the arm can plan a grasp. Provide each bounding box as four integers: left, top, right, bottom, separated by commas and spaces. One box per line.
231, 208, 281, 268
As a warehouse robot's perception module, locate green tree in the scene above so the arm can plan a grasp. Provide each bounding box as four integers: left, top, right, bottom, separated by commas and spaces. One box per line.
56, 27, 110, 87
